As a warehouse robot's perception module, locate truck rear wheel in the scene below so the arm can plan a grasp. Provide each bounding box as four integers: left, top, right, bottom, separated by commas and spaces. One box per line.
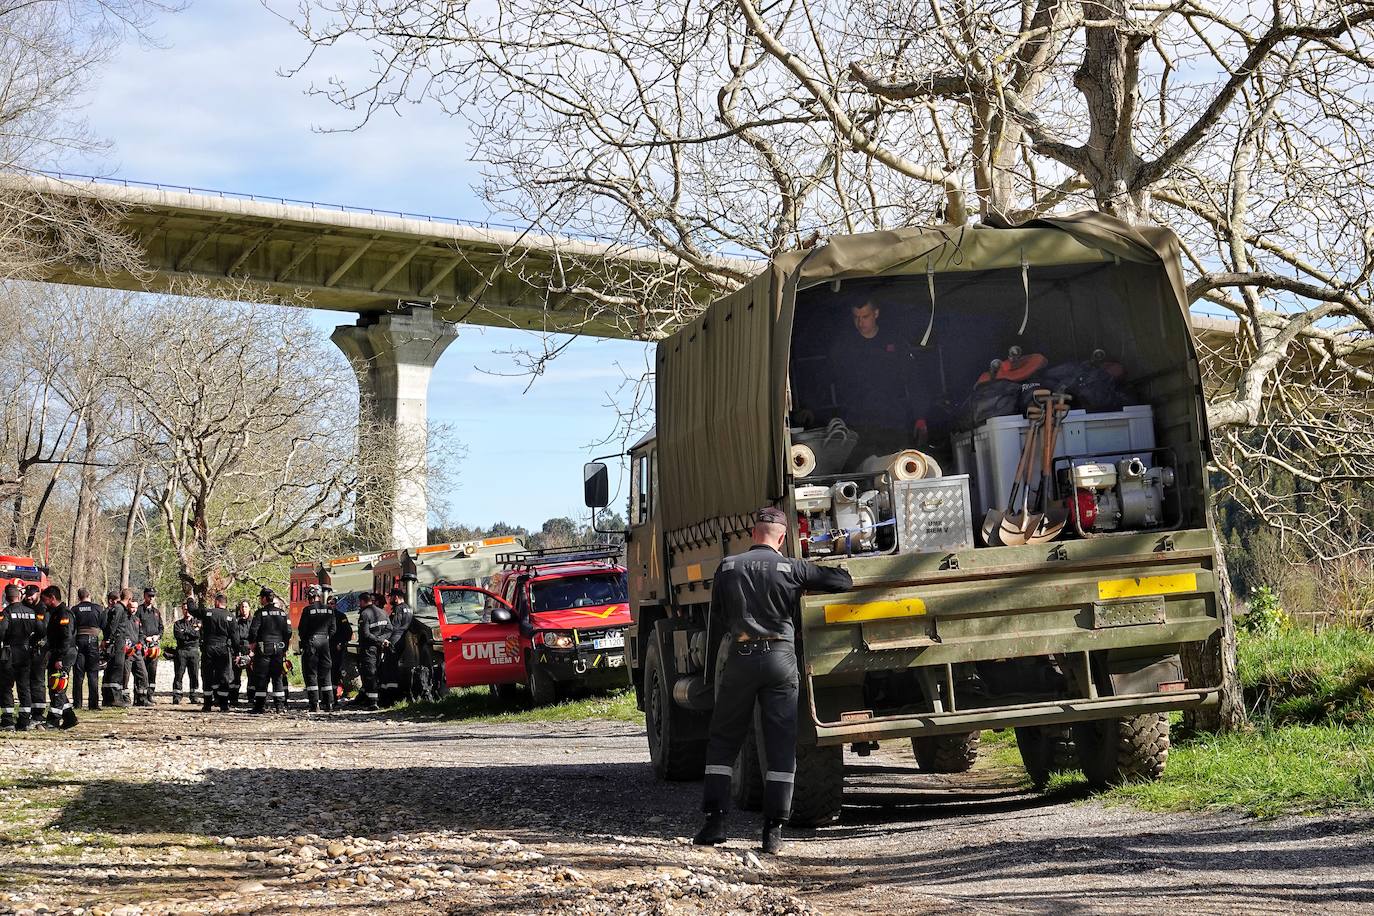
644, 640, 706, 781
731, 718, 765, 811
1073, 714, 1170, 789
1015, 725, 1075, 789
788, 743, 844, 828
912, 731, 980, 773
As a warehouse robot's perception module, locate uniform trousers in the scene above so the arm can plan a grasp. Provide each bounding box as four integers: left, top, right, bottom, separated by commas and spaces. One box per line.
701, 640, 800, 821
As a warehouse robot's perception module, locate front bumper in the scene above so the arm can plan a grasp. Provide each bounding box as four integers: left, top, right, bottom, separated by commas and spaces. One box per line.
535, 646, 628, 685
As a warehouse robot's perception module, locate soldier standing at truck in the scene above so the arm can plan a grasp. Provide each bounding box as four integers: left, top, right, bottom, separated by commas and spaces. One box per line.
40, 585, 77, 729
248, 587, 292, 713
71, 589, 105, 711
382, 586, 414, 703
355, 592, 387, 710
171, 599, 202, 705
692, 507, 853, 855
297, 585, 336, 712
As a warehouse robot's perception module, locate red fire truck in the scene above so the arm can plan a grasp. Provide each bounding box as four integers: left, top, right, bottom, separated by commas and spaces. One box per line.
0, 554, 49, 593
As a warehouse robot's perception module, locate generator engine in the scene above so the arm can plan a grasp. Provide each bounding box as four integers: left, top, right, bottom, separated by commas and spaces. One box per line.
1068, 457, 1175, 532
795, 481, 880, 555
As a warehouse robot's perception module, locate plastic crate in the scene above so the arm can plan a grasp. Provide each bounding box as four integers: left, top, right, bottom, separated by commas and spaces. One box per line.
953, 405, 1156, 520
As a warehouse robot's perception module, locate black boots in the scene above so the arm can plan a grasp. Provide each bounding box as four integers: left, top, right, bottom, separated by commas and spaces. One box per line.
320, 692, 333, 712
307, 694, 319, 713
762, 818, 785, 855
45, 711, 62, 728
251, 698, 267, 714
0, 712, 13, 729
201, 697, 214, 712
692, 811, 728, 846
60, 708, 78, 730
15, 713, 31, 732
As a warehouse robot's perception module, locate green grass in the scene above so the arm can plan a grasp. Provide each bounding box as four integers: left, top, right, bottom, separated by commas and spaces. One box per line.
1239, 626, 1374, 727
977, 629, 1374, 817
399, 686, 641, 724
1110, 723, 1374, 817
1105, 627, 1374, 817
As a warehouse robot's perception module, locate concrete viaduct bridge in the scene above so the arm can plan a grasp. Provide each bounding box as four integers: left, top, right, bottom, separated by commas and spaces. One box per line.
13, 172, 1236, 549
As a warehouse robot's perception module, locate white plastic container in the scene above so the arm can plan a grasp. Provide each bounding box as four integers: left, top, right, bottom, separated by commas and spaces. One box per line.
952, 405, 1156, 519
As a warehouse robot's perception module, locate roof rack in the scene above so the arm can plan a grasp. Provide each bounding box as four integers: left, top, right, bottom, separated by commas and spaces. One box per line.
495, 544, 624, 570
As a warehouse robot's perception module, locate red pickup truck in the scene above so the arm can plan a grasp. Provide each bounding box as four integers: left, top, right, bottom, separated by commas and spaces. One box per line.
435, 546, 630, 705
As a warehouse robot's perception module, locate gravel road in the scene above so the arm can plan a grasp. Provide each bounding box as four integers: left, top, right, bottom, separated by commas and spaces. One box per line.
0, 705, 1368, 915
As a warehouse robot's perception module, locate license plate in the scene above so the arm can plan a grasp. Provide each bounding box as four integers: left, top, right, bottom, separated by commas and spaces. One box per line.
594, 634, 625, 650
607, 654, 624, 668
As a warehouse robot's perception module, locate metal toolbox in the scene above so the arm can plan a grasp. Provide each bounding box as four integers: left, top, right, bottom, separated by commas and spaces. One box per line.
890, 474, 974, 554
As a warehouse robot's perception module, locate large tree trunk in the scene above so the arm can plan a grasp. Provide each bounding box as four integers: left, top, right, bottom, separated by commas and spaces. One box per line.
1183, 509, 1247, 732
69, 423, 99, 595
119, 467, 145, 590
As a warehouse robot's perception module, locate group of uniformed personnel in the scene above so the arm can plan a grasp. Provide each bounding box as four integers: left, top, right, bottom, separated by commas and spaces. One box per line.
0, 577, 420, 730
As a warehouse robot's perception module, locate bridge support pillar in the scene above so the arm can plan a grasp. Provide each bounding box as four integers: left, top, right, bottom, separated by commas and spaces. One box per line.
332, 307, 457, 549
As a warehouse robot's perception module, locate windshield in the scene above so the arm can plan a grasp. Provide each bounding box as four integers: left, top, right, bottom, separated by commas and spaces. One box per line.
529, 573, 627, 614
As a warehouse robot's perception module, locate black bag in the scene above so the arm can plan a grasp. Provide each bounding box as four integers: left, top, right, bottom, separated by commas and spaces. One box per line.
1040, 362, 1130, 412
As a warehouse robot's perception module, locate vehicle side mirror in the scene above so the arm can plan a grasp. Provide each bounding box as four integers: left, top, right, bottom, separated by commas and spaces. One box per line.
583, 462, 610, 508
491, 607, 514, 624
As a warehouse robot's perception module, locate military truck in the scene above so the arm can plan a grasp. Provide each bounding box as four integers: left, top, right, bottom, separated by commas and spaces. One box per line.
584, 214, 1223, 826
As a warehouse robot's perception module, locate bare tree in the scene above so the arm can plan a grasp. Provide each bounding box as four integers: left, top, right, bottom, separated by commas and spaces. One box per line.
0, 0, 179, 281
101, 291, 367, 599
282, 0, 1374, 729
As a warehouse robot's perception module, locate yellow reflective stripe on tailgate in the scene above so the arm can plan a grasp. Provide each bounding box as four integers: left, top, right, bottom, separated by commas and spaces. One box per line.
1097, 573, 1198, 601
824, 599, 926, 625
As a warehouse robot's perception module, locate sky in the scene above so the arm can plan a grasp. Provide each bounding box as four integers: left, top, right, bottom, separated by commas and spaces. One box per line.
65, 0, 649, 531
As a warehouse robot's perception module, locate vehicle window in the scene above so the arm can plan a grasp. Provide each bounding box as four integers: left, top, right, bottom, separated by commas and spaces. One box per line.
439, 589, 484, 625
650, 448, 657, 520
630, 454, 645, 525
529, 574, 628, 613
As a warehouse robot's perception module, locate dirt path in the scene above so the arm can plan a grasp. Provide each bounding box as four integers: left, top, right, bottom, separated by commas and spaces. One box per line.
1, 707, 1368, 915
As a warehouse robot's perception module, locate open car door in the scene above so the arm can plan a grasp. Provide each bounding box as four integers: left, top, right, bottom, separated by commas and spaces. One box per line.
434, 585, 523, 689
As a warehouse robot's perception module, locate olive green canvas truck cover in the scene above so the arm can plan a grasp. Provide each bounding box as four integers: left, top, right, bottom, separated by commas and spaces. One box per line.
649, 212, 1221, 751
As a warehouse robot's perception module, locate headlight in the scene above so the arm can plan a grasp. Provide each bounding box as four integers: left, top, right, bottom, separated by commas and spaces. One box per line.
539, 631, 575, 650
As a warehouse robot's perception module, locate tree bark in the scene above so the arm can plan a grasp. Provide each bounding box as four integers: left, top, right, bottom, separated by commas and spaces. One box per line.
119, 467, 145, 591
1183, 509, 1247, 733
69, 421, 99, 595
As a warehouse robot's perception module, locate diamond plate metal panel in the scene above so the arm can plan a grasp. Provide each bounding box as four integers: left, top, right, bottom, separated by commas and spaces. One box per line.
891, 475, 974, 554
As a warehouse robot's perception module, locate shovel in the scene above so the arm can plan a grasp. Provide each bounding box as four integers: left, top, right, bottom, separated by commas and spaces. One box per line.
981, 404, 1042, 546
998, 396, 1050, 546
1027, 394, 1073, 545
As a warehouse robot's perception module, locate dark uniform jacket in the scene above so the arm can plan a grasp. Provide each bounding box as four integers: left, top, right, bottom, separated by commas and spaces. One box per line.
710, 544, 854, 642
296, 601, 336, 646
72, 601, 105, 638
248, 605, 292, 655
104, 604, 137, 646
0, 601, 42, 660
233, 615, 252, 653
385, 602, 414, 650
46, 603, 74, 657
29, 601, 48, 655
193, 606, 243, 654
135, 604, 164, 649
331, 610, 352, 652
357, 605, 389, 649
173, 617, 201, 651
